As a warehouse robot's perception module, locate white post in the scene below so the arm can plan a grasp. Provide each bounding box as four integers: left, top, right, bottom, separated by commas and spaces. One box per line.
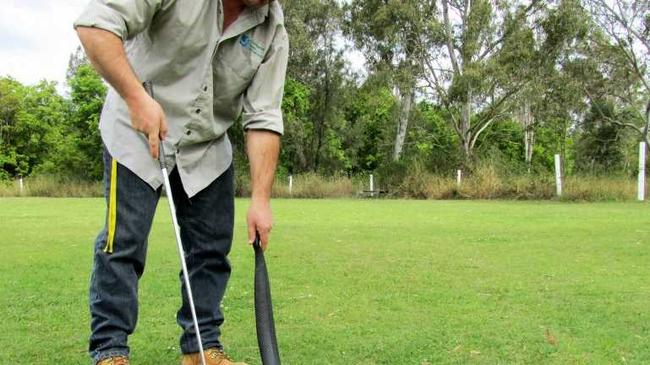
638, 142, 646, 201
19, 177, 24, 195
456, 169, 462, 187
289, 175, 293, 196
369, 174, 374, 197
554, 154, 562, 197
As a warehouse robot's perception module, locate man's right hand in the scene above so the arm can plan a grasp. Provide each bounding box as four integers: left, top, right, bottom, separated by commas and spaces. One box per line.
126, 89, 168, 159
76, 27, 169, 160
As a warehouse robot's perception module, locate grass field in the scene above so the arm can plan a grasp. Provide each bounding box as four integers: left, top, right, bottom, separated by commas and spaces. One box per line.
0, 198, 648, 364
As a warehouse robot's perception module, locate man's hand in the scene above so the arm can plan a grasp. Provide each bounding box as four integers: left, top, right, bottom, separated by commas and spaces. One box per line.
76, 26, 167, 159
247, 199, 273, 250
126, 89, 168, 159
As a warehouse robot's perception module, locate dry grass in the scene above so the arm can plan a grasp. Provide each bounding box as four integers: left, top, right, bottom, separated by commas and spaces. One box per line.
0, 176, 103, 198
273, 173, 356, 198
459, 164, 504, 199
0, 170, 643, 201
397, 164, 456, 199
393, 164, 639, 201
562, 175, 637, 201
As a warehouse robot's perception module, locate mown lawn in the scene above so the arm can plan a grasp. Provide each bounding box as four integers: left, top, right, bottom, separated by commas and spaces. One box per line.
0, 198, 648, 364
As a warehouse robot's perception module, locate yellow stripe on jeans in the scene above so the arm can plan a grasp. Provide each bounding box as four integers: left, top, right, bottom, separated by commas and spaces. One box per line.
104, 158, 118, 253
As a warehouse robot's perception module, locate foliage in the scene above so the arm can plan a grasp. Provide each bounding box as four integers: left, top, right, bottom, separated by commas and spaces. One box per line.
0, 78, 68, 178
574, 101, 629, 174
0, 0, 648, 193
279, 78, 312, 173
36, 64, 107, 180
342, 76, 398, 172
403, 102, 459, 173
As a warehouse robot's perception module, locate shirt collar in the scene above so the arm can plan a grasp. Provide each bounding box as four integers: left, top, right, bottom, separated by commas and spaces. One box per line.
253, 3, 270, 23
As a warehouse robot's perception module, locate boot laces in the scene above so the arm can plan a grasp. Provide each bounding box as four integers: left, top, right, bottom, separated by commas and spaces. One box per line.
103, 356, 129, 365
207, 348, 232, 361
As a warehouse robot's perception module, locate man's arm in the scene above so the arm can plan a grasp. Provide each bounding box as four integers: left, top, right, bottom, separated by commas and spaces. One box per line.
241, 26, 289, 250
76, 27, 167, 159
246, 130, 281, 250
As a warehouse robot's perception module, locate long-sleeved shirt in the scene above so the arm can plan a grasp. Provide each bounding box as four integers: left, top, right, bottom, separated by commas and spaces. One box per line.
74, 0, 288, 197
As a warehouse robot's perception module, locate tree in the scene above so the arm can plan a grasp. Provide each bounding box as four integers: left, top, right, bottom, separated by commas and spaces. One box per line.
342, 75, 399, 173
62, 63, 107, 179
414, 0, 529, 167
37, 64, 107, 180
0, 78, 67, 178
282, 0, 350, 173
416, 0, 590, 171
0, 78, 24, 179
66, 45, 90, 83
345, 0, 434, 161
405, 101, 460, 173
583, 0, 650, 144
280, 78, 312, 173
514, 0, 591, 169
575, 100, 628, 173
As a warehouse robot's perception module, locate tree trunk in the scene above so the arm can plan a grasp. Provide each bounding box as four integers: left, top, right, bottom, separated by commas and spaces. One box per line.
392, 87, 413, 161
519, 102, 535, 170
643, 100, 650, 146
460, 89, 472, 167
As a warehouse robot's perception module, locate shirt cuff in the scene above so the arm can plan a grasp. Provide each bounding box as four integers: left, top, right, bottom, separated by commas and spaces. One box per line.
241, 110, 284, 135
73, 3, 128, 40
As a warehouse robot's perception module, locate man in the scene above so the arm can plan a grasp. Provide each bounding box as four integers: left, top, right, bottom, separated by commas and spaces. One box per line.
74, 0, 288, 364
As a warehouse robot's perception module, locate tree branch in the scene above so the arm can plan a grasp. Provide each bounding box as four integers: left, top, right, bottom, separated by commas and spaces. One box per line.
442, 0, 461, 74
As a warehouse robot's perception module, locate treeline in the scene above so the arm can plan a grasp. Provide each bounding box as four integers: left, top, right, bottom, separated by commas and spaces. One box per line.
1, 0, 648, 196
0, 64, 105, 181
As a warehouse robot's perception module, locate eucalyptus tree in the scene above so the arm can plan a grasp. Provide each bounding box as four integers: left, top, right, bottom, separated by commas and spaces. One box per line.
416, 0, 596, 171
345, 0, 435, 161
282, 0, 349, 172
415, 0, 550, 168
583, 0, 650, 144
515, 0, 591, 169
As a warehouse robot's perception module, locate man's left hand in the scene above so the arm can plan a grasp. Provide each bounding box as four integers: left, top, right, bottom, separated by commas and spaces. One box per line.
247, 199, 273, 250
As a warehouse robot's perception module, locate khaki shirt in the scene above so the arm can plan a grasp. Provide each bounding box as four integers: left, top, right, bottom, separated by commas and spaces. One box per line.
74, 0, 288, 197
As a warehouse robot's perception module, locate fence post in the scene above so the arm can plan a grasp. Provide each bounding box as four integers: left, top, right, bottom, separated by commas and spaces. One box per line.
289, 175, 293, 196
638, 142, 646, 201
19, 176, 24, 195
456, 169, 462, 188
369, 174, 375, 197
554, 154, 562, 197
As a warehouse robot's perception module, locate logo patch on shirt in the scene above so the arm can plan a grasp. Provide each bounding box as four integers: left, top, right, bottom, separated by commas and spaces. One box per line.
239, 34, 265, 58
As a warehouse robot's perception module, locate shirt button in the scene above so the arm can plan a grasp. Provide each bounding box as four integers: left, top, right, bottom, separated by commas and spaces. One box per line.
186, 130, 192, 136
195, 108, 201, 114
203, 86, 208, 92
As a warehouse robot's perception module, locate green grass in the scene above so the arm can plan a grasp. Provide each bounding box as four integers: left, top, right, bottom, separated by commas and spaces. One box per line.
0, 198, 648, 364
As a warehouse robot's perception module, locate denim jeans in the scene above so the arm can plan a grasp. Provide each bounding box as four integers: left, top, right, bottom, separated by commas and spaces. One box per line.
89, 148, 234, 364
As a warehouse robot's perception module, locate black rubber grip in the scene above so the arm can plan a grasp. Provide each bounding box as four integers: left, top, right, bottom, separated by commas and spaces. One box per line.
253, 236, 281, 365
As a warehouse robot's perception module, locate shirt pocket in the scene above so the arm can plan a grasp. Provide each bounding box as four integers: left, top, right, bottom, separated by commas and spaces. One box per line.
216, 34, 265, 81
213, 60, 250, 101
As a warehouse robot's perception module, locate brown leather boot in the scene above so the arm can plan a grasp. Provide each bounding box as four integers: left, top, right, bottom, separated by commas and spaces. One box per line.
96, 356, 130, 365
181, 348, 247, 365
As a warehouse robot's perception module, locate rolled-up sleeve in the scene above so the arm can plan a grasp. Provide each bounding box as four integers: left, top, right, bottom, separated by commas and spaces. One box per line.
73, 0, 163, 40
241, 26, 289, 135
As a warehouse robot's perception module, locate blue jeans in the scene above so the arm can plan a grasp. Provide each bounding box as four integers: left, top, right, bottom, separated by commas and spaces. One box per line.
89, 148, 234, 364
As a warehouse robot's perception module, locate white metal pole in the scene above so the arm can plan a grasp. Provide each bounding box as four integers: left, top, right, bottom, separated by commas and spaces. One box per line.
638, 142, 646, 201
19, 177, 24, 195
289, 175, 293, 196
370, 174, 374, 197
456, 169, 462, 187
145, 81, 207, 365
554, 154, 562, 197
